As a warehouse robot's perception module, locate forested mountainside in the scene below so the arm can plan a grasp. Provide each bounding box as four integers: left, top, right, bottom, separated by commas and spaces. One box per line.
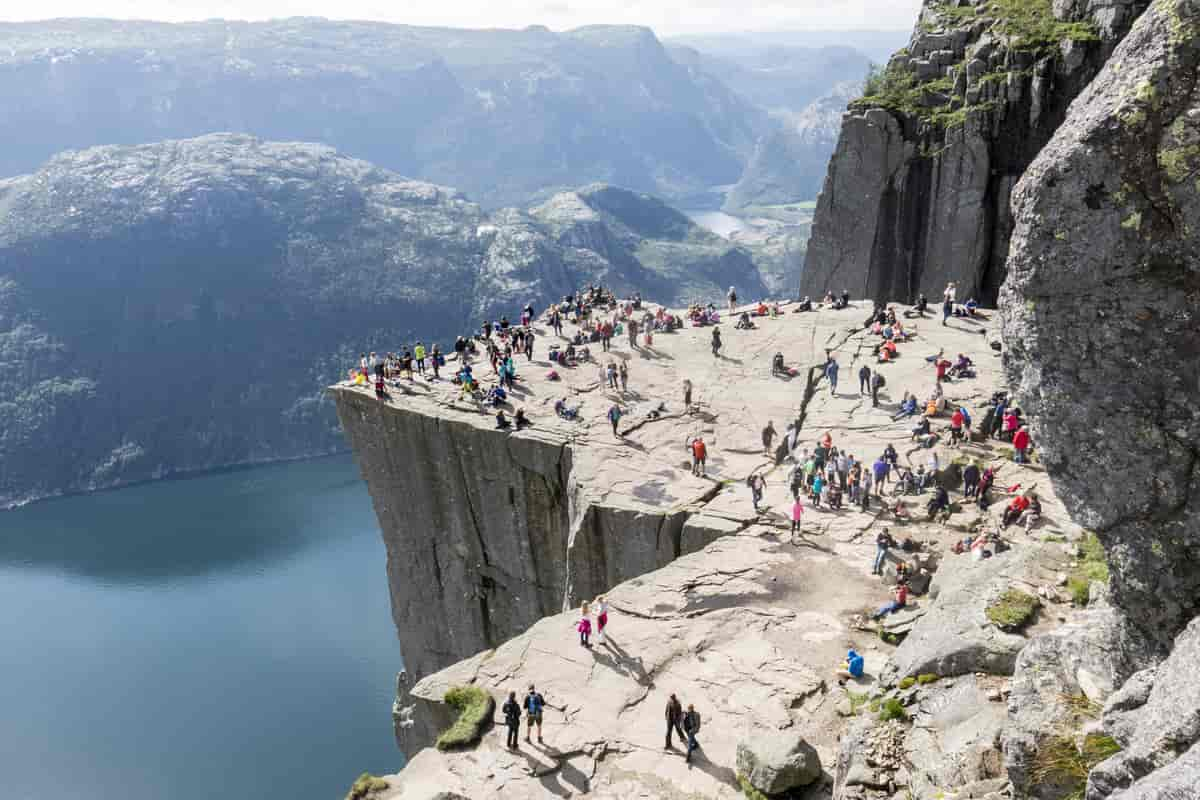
0, 19, 765, 209
0, 134, 764, 506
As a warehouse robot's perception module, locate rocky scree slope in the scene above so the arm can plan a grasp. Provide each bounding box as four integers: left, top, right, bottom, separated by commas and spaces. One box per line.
0, 19, 764, 209
1001, 0, 1200, 795
802, 0, 1148, 304
0, 134, 764, 506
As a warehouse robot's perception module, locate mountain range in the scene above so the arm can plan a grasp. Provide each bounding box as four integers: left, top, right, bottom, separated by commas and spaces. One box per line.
0, 134, 764, 506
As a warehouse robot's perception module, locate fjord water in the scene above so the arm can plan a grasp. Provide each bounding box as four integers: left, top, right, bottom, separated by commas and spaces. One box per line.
0, 455, 401, 800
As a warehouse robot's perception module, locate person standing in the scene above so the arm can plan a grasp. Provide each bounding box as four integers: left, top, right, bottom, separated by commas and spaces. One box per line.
1013, 425, 1031, 463
727, 285, 738, 311
502, 691, 522, 749
523, 685, 545, 744
683, 378, 694, 411
711, 326, 722, 358
525, 330, 535, 362
577, 612, 592, 647
859, 364, 871, 395
762, 421, 776, 455
413, 342, 427, 375
608, 404, 623, 437
748, 473, 766, 513
628, 318, 639, 348
872, 457, 889, 497
683, 704, 702, 763
873, 528, 896, 575
943, 296, 953, 326
665, 694, 686, 749
595, 594, 609, 643
690, 436, 708, 477
619, 361, 628, 392
825, 356, 839, 395
791, 496, 805, 534
870, 371, 883, 407
963, 462, 981, 498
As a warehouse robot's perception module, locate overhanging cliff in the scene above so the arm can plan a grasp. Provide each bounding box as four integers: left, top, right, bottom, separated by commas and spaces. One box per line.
802, 0, 1149, 304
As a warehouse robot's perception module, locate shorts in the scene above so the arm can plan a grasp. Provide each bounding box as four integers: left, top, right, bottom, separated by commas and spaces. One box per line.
527, 712, 543, 725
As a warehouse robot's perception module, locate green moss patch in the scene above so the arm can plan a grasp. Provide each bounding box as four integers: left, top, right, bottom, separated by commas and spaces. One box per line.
879, 697, 908, 722
346, 773, 389, 800
435, 685, 495, 751
917, 673, 940, 685
737, 772, 770, 800
1067, 533, 1109, 606
986, 588, 1040, 630
898, 676, 917, 690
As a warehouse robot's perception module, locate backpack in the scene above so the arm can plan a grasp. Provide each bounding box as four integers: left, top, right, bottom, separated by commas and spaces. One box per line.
528, 693, 544, 715
876, 373, 886, 388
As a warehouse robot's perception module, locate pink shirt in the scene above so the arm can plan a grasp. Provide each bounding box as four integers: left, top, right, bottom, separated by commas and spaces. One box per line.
792, 501, 805, 522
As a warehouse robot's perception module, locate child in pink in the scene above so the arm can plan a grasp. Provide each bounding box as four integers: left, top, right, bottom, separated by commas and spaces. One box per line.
791, 498, 805, 533
577, 615, 592, 647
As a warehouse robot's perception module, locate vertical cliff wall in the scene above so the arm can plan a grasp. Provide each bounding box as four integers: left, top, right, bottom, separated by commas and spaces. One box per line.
332, 387, 725, 750
1000, 0, 1200, 794
801, 0, 1148, 304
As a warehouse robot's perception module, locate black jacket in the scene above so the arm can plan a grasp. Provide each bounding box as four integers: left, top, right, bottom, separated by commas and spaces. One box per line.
502, 699, 521, 725
683, 710, 700, 734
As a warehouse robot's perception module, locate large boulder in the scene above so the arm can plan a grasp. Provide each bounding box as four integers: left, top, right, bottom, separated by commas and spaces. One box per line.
883, 544, 1062, 682
736, 731, 823, 794
1086, 617, 1200, 799
1000, 0, 1200, 649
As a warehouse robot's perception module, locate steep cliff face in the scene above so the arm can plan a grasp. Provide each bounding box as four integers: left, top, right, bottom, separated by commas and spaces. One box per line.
1001, 0, 1200, 793
802, 0, 1148, 303
331, 388, 719, 750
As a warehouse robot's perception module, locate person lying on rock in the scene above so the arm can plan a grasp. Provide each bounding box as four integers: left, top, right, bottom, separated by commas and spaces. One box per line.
873, 583, 909, 619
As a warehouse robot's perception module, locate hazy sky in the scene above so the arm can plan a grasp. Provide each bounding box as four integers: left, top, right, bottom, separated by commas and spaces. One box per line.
0, 1, 920, 35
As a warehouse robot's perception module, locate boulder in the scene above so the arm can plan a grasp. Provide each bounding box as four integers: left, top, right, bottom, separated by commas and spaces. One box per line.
736, 732, 823, 794
905, 675, 1007, 799
884, 544, 1060, 682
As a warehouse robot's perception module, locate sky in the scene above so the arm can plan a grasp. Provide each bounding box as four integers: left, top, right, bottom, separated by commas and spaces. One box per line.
0, 1, 921, 35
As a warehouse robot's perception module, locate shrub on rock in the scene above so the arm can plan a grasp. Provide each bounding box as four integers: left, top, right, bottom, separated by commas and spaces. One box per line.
435, 685, 495, 751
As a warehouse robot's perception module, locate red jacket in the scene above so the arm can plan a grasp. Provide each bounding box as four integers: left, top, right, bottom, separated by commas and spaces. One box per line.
951, 411, 964, 429
1013, 429, 1030, 450
692, 440, 707, 460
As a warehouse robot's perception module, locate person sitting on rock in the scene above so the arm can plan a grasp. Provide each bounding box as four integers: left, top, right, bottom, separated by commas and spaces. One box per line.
1002, 494, 1032, 528
772, 352, 787, 376
873, 584, 909, 619
735, 311, 754, 330
893, 392, 919, 420
495, 410, 512, 430
797, 296, 813, 312
515, 408, 532, 429
836, 649, 865, 685
555, 398, 579, 421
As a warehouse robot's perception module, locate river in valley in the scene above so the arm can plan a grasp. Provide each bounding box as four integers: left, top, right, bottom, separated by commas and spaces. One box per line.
0, 455, 401, 800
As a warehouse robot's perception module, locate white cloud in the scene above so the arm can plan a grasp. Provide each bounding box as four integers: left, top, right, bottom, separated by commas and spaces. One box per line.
0, 0, 921, 35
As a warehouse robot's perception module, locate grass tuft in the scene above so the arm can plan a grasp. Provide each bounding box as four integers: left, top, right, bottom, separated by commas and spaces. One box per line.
986, 588, 1040, 630
899, 676, 917, 690
1068, 533, 1109, 606
917, 673, 940, 685
879, 697, 908, 722
435, 685, 495, 751
346, 773, 389, 800
846, 689, 871, 714
1031, 734, 1120, 799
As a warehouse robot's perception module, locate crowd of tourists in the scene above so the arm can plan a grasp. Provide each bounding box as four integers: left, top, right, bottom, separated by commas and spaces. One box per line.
349, 280, 1041, 766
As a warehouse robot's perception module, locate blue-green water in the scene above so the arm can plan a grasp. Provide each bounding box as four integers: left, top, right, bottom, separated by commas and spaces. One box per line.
0, 455, 402, 800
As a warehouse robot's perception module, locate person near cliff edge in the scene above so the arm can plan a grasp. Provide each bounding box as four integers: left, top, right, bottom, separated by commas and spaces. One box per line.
524, 685, 545, 744
665, 693, 686, 749
502, 691, 521, 749
683, 704, 702, 763
414, 341, 426, 375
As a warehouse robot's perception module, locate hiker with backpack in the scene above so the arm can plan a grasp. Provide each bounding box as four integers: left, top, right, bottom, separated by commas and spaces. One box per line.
683, 704, 702, 763
502, 691, 522, 749
523, 685, 545, 744
871, 371, 885, 407
748, 473, 766, 513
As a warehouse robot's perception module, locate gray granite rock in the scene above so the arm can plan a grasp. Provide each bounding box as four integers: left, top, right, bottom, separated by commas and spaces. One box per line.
737, 731, 823, 793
